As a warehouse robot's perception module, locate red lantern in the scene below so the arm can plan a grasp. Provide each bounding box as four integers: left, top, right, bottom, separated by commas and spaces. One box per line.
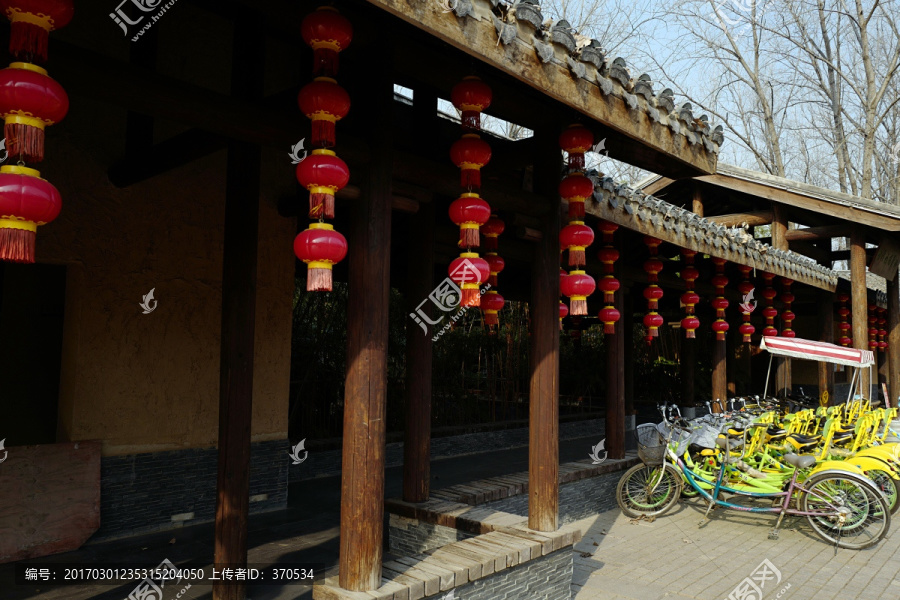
451, 76, 492, 131
482, 214, 505, 252
781, 278, 794, 337
481, 290, 505, 327
298, 77, 350, 148
762, 272, 778, 338
450, 134, 491, 189
559, 300, 568, 330
485, 253, 505, 288
599, 306, 621, 334
293, 222, 348, 292
598, 276, 620, 303
681, 316, 700, 337
0, 0, 74, 63
449, 252, 490, 307
296, 149, 349, 220
301, 6, 353, 77
711, 319, 730, 337
641, 237, 664, 341
558, 124, 593, 171
0, 62, 68, 163
643, 312, 664, 343
878, 308, 887, 352
560, 270, 595, 316
837, 293, 851, 346
737, 265, 755, 343
679, 250, 699, 338
449, 193, 491, 248
598, 221, 618, 243
560, 220, 594, 267
711, 257, 729, 341
595, 221, 619, 335
0, 164, 59, 263
559, 173, 593, 220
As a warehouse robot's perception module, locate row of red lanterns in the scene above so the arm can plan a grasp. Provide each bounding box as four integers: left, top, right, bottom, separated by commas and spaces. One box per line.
0, 0, 72, 264
293, 7, 353, 291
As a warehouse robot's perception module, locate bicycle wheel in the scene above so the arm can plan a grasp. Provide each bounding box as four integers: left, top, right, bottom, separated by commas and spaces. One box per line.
864, 469, 899, 515
616, 463, 683, 518
800, 472, 891, 549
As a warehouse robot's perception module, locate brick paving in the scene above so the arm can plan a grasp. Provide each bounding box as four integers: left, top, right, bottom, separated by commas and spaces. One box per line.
571, 498, 900, 600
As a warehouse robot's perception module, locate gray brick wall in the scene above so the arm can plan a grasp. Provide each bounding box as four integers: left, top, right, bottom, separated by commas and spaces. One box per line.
449, 547, 573, 600
96, 439, 288, 541
292, 418, 604, 481
483, 468, 621, 525
387, 514, 474, 556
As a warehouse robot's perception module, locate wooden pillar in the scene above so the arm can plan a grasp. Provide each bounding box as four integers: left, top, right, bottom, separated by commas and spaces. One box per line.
212, 15, 263, 600
889, 272, 900, 406
726, 323, 736, 396
772, 205, 791, 395
339, 70, 394, 591
818, 291, 835, 404
606, 241, 625, 460
403, 200, 434, 503
691, 184, 704, 217
851, 226, 870, 398
528, 127, 560, 532
712, 337, 727, 409
681, 336, 696, 406
623, 291, 634, 416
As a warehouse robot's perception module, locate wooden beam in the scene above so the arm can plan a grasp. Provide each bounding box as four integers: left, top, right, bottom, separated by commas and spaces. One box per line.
889, 272, 900, 407
528, 127, 560, 532
339, 63, 393, 592
830, 248, 876, 262
784, 225, 846, 242
212, 14, 263, 600
642, 177, 676, 197
707, 211, 773, 228
851, 227, 870, 398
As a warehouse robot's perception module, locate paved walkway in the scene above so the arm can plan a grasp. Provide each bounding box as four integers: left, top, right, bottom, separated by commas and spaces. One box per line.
571, 497, 900, 600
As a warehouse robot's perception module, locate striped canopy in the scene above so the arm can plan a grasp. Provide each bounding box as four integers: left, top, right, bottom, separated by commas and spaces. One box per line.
760, 336, 875, 367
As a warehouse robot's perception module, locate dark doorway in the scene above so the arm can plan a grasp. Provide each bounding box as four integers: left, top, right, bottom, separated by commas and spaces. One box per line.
0, 263, 67, 446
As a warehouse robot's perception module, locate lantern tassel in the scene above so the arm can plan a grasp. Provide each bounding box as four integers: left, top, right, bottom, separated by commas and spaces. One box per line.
568, 200, 585, 220
685, 329, 696, 339
569, 299, 587, 316
0, 227, 36, 263
568, 153, 585, 171
307, 266, 333, 292
309, 193, 335, 220
603, 322, 615, 335
461, 287, 481, 307
484, 312, 499, 327
568, 248, 585, 267
312, 49, 340, 78
460, 168, 481, 189
461, 110, 481, 131
488, 274, 498, 288
459, 227, 480, 249
9, 22, 50, 64
311, 120, 337, 148
6, 122, 45, 163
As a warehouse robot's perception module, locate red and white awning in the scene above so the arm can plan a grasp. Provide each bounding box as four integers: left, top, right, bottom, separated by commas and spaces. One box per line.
760, 336, 875, 367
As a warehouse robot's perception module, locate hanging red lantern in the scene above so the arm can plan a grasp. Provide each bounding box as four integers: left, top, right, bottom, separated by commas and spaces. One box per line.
837, 293, 851, 346
485, 253, 505, 288
641, 237, 663, 341
781, 278, 795, 338
558, 124, 593, 171
481, 290, 505, 327
0, 0, 73, 64
598, 221, 618, 244
559, 300, 568, 330
451, 76, 492, 131
0, 164, 59, 263
296, 149, 349, 220
0, 62, 67, 163
559, 173, 593, 220
597, 273, 620, 304
762, 272, 778, 337
595, 221, 619, 335
711, 257, 729, 341
682, 315, 700, 337
599, 306, 621, 334
449, 252, 490, 307
482, 214, 504, 252
449, 193, 491, 248
298, 77, 350, 148
868, 303, 878, 350
679, 249, 699, 338
301, 6, 353, 77
737, 265, 755, 343
878, 308, 888, 352
450, 134, 491, 189
561, 270, 594, 316
560, 220, 594, 267
293, 222, 348, 292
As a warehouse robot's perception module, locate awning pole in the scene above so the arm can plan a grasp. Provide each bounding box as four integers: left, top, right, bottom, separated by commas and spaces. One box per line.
847, 368, 858, 404
763, 354, 774, 398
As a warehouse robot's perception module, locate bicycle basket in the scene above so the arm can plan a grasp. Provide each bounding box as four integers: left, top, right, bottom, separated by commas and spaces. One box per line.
636, 423, 666, 465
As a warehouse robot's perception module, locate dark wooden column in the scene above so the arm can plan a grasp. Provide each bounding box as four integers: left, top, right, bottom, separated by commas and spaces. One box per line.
681, 335, 696, 406
606, 241, 625, 460
403, 199, 434, 503
818, 291, 835, 404
772, 205, 791, 395
339, 70, 394, 591
851, 226, 870, 398
212, 15, 263, 600
712, 336, 727, 409
528, 128, 561, 532
623, 290, 635, 416
726, 323, 736, 396
889, 272, 900, 406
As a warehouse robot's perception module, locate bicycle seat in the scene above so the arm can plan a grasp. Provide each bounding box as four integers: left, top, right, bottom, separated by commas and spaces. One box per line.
784, 453, 817, 469
788, 433, 820, 444
832, 431, 853, 444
